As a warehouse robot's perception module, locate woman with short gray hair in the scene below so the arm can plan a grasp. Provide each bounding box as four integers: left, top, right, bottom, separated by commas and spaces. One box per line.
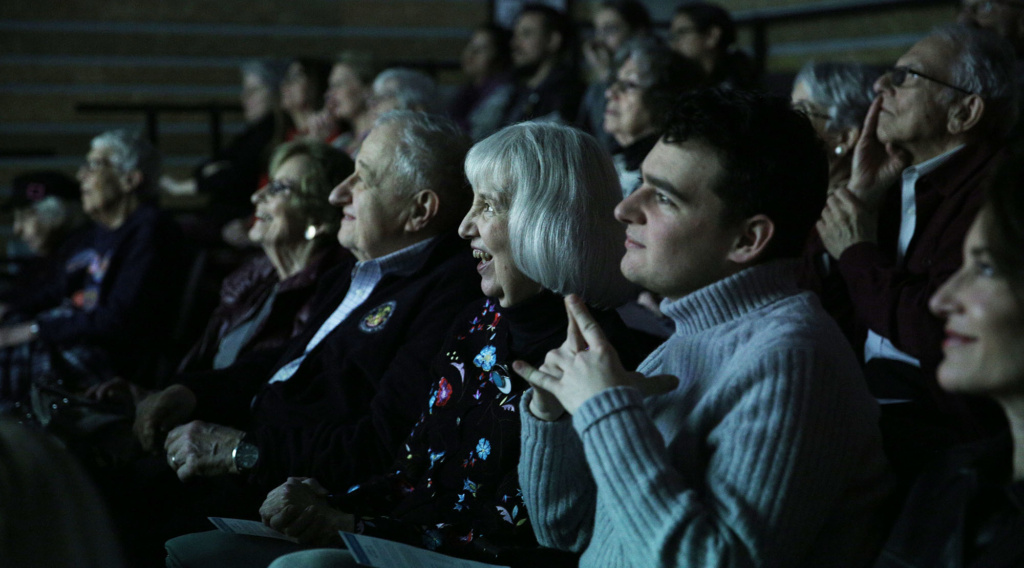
792, 61, 882, 193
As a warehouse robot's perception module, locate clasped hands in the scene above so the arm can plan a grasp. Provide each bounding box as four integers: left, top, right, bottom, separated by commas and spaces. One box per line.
513, 294, 678, 422
260, 477, 354, 546
817, 96, 910, 259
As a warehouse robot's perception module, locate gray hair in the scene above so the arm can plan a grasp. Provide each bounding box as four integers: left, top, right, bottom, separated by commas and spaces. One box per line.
374, 111, 472, 227
794, 61, 882, 132
373, 68, 438, 113
241, 59, 287, 92
932, 23, 1019, 137
464, 123, 636, 309
90, 130, 161, 200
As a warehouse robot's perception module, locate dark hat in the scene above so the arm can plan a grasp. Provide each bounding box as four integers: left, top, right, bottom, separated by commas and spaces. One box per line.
5, 171, 80, 211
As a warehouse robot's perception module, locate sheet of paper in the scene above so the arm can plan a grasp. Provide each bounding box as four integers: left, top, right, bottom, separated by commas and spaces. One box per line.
340, 532, 508, 568
208, 517, 299, 543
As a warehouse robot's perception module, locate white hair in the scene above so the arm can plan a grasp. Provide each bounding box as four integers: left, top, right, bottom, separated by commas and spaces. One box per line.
795, 61, 881, 132
464, 123, 636, 309
90, 130, 161, 199
373, 68, 438, 112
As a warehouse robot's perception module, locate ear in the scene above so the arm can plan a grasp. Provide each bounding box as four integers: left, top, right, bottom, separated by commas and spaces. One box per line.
403, 189, 440, 233
831, 126, 861, 159
703, 26, 723, 51
726, 214, 774, 265
947, 94, 985, 135
119, 170, 143, 195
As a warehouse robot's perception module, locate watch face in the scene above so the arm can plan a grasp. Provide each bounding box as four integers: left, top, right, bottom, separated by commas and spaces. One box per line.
235, 441, 260, 470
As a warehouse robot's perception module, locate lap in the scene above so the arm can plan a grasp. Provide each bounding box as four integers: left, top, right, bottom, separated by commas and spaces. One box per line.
268, 549, 359, 568
166, 530, 308, 568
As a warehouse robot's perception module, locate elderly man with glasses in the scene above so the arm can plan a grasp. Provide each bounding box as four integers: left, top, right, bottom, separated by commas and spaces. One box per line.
806, 24, 1019, 476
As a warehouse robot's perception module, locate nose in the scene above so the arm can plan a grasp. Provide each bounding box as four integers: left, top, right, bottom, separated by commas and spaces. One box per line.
251, 184, 268, 204
457, 208, 477, 240
873, 72, 890, 95
928, 268, 964, 318
329, 174, 354, 207
614, 189, 644, 225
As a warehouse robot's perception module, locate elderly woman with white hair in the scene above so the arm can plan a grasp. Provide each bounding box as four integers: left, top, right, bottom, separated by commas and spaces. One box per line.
791, 61, 882, 194
0, 130, 188, 409
164, 122, 648, 568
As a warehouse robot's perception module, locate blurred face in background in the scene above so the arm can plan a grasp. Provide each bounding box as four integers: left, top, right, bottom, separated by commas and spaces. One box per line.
669, 13, 718, 66
281, 62, 315, 113
325, 63, 370, 122
462, 29, 501, 83
512, 12, 558, 69
594, 7, 632, 55
77, 146, 128, 222
241, 72, 275, 124
604, 55, 654, 146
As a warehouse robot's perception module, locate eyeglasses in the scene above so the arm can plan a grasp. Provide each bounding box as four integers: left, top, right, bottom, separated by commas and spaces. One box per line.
792, 101, 831, 122
961, 0, 1024, 17
264, 179, 295, 197
887, 66, 973, 95
79, 158, 113, 173
608, 78, 645, 94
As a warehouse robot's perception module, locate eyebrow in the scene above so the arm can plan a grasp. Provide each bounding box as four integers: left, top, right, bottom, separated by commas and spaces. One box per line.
357, 159, 379, 185
643, 172, 687, 201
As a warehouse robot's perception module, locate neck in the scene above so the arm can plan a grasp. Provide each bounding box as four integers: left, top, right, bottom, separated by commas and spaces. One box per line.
93, 197, 139, 229
1000, 397, 1024, 481
264, 241, 317, 280
699, 52, 719, 76
614, 127, 657, 149
289, 109, 313, 133
905, 136, 966, 167
526, 59, 556, 89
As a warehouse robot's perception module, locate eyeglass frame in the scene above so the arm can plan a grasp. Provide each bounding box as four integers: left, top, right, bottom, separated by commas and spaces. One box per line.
262, 179, 296, 198
886, 65, 974, 96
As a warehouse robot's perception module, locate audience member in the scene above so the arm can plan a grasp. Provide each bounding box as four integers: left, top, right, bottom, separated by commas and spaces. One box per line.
449, 24, 516, 141
669, 1, 758, 90
165, 122, 646, 568
118, 112, 480, 561
875, 157, 1024, 568
171, 141, 354, 374
792, 61, 884, 193
576, 0, 653, 149
1, 171, 87, 302
959, 0, 1024, 57
280, 58, 334, 142
809, 25, 1018, 467
502, 3, 585, 124
603, 38, 704, 195
0, 418, 127, 568
368, 68, 438, 115
160, 59, 289, 229
515, 89, 892, 567
318, 51, 379, 157
0, 130, 188, 408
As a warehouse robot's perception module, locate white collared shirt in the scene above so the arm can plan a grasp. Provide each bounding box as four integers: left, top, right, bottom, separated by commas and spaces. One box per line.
864, 145, 964, 367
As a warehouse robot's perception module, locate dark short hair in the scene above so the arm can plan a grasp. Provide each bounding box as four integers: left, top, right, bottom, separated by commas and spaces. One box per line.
613, 37, 705, 130
983, 155, 1024, 298
476, 23, 513, 70
674, 1, 737, 52
292, 57, 333, 109
600, 0, 653, 33
662, 88, 829, 261
518, 3, 573, 52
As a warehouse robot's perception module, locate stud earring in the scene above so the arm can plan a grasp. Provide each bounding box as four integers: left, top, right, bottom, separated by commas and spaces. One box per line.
305, 225, 318, 241
834, 146, 844, 156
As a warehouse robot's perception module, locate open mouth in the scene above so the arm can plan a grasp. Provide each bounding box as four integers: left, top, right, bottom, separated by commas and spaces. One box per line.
472, 249, 493, 262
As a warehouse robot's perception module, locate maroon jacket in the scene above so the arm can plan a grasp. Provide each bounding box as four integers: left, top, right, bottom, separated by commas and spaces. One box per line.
800, 143, 1003, 412
177, 246, 353, 373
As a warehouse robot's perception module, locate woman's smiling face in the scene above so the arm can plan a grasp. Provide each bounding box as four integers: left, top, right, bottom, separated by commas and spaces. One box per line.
248, 154, 314, 248
457, 182, 542, 307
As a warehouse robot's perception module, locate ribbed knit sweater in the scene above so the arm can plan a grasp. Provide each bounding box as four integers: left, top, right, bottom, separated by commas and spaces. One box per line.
519, 261, 893, 568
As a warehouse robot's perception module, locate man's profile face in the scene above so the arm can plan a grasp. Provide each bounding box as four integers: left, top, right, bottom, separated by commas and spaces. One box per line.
614, 139, 742, 300
874, 36, 959, 151
329, 123, 410, 262
512, 12, 554, 69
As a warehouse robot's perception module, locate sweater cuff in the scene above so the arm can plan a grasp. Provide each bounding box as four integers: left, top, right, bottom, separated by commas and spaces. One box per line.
520, 388, 574, 432
836, 241, 885, 281
572, 386, 643, 436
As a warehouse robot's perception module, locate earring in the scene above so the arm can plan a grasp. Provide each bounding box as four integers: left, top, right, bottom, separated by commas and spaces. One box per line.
834, 146, 844, 156
305, 225, 318, 241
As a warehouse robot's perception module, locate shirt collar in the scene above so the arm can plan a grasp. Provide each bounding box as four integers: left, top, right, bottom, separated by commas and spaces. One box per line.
903, 144, 965, 181
353, 237, 436, 280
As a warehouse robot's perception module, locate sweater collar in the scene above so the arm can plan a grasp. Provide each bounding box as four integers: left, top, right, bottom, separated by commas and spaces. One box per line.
660, 260, 799, 335
501, 290, 567, 356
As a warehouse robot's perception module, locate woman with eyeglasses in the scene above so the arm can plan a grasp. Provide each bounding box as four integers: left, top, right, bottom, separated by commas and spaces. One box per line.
873, 157, 1024, 568
603, 38, 704, 196
791, 61, 884, 194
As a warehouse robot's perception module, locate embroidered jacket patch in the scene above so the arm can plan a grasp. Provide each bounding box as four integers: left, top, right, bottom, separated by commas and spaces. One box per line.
359, 301, 396, 333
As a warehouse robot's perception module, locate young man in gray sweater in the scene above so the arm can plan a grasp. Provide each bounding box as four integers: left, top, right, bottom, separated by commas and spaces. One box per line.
515, 89, 893, 567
